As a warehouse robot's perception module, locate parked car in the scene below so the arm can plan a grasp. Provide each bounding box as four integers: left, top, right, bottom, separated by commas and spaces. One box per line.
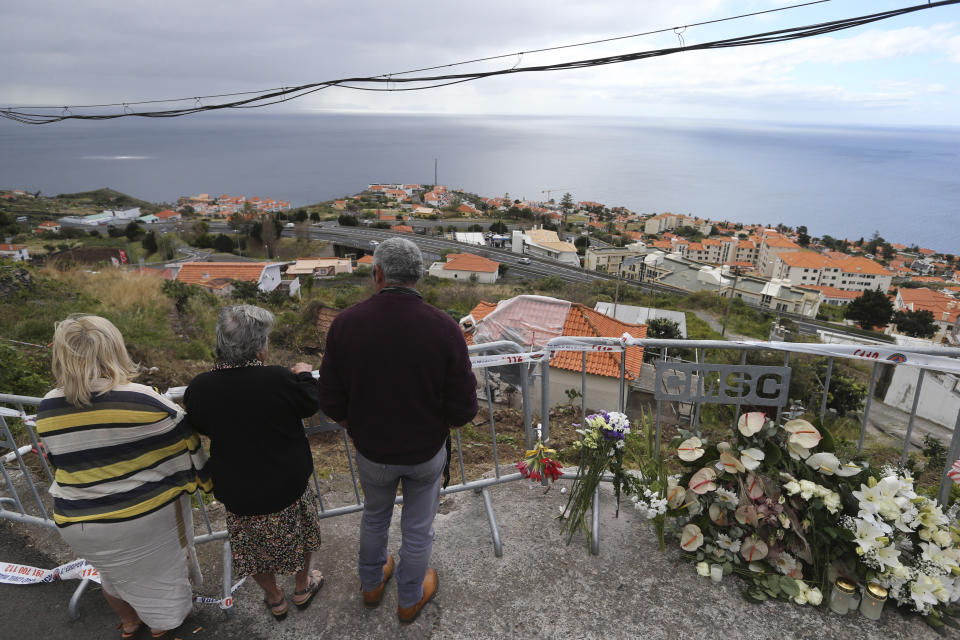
369, 240, 380, 248
517, 257, 531, 265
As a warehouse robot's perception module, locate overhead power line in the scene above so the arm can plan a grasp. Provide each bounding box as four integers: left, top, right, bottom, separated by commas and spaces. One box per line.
2, 0, 956, 125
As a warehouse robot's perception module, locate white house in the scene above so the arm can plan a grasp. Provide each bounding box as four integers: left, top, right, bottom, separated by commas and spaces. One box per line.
0, 243, 29, 261
428, 253, 499, 283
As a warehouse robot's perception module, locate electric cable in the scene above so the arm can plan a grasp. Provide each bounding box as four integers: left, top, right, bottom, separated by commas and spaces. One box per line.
2, 0, 956, 124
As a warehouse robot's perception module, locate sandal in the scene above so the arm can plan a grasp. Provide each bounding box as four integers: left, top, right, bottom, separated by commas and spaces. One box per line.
264, 590, 288, 621
117, 621, 143, 639
293, 570, 324, 610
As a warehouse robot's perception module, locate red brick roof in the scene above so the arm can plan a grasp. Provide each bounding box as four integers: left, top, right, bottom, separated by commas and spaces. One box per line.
443, 253, 499, 273
393, 225, 414, 233
176, 262, 268, 285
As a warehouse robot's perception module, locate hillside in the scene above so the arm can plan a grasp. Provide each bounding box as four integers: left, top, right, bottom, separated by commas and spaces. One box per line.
0, 187, 161, 219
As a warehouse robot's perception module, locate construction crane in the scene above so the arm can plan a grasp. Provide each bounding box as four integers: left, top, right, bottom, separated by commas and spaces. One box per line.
541, 187, 575, 204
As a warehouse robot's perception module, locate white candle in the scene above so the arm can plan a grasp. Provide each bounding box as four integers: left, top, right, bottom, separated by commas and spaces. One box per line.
710, 565, 723, 583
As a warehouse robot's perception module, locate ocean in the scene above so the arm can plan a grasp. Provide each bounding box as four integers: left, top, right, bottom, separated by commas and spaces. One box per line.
1, 113, 958, 253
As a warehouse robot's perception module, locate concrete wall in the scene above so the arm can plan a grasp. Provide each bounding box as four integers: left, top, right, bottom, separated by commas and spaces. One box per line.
883, 366, 960, 429
529, 367, 625, 413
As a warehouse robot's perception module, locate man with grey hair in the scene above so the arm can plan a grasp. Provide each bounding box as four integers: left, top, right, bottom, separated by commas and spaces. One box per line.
318, 237, 477, 623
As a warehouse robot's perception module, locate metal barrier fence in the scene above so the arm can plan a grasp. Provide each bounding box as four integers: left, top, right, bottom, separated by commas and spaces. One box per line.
3, 337, 960, 617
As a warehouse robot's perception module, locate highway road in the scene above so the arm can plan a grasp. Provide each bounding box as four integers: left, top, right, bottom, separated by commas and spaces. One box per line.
203, 221, 877, 342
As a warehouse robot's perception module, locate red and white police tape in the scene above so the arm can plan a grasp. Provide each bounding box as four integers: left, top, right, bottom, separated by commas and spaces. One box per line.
0, 559, 244, 609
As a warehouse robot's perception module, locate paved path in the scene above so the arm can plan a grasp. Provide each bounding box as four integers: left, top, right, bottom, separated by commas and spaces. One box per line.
0, 470, 941, 640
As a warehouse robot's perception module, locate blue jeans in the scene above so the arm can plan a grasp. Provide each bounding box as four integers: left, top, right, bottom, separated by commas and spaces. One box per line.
356, 444, 446, 607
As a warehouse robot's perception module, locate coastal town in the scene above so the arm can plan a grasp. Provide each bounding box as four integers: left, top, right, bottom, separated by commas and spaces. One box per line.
3, 182, 957, 347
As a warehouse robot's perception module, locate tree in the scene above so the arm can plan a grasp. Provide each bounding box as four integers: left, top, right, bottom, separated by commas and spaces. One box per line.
574, 236, 589, 255
141, 231, 158, 255
796, 226, 810, 247
844, 289, 893, 330
212, 233, 235, 254
157, 233, 177, 261
644, 318, 685, 362
893, 309, 938, 338
338, 214, 359, 226
467, 224, 484, 232
124, 221, 144, 241
309, 211, 320, 222
559, 192, 574, 233
489, 221, 508, 234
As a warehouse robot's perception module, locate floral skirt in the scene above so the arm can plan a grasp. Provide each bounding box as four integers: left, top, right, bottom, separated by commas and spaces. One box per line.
226, 488, 322, 577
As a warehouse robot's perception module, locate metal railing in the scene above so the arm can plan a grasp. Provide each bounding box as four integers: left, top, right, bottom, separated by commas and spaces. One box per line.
3, 337, 960, 617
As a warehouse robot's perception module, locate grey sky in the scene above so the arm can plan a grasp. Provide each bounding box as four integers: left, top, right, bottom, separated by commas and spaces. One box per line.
3, 0, 959, 125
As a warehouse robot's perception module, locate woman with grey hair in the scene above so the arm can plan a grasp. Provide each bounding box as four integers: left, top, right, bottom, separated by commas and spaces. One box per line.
185, 305, 324, 621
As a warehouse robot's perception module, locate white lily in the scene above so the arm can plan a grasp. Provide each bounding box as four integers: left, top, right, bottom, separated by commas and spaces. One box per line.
805, 452, 840, 475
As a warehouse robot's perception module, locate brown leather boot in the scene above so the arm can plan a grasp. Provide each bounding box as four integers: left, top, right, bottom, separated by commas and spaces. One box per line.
361, 555, 395, 608
397, 568, 438, 623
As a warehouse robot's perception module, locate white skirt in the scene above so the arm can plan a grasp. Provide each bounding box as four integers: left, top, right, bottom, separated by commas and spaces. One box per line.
58, 494, 200, 631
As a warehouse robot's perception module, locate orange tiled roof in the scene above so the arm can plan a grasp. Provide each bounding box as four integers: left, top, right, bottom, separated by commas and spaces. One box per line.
463, 299, 645, 380
778, 252, 831, 268
155, 209, 179, 219
393, 225, 414, 233
443, 253, 499, 273
176, 262, 268, 285
0, 243, 26, 251
357, 255, 373, 265
799, 285, 862, 300
911, 276, 945, 283
834, 256, 893, 276
763, 237, 801, 249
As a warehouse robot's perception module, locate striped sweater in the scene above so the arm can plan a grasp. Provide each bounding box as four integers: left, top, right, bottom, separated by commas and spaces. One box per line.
36, 382, 212, 527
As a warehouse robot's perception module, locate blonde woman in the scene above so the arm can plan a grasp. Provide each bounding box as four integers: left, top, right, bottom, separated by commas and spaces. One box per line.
36, 315, 211, 639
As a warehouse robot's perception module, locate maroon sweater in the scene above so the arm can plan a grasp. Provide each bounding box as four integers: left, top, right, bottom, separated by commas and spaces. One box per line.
318, 289, 478, 465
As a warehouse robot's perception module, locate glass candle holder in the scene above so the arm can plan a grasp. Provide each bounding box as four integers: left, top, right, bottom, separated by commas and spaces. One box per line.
859, 582, 887, 621
710, 564, 723, 583
829, 578, 857, 615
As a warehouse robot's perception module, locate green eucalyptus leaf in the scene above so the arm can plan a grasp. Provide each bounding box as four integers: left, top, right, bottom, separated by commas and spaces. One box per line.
780, 578, 801, 597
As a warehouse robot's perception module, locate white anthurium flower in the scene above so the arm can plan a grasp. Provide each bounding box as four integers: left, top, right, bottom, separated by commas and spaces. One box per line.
666, 476, 687, 510
806, 452, 840, 476
720, 451, 746, 474
677, 437, 705, 462
709, 503, 731, 527
737, 411, 766, 437
735, 504, 759, 528
689, 467, 718, 495
740, 448, 765, 472
740, 537, 769, 563
680, 524, 704, 552
783, 419, 822, 449
716, 441, 732, 453
788, 441, 812, 461
745, 473, 765, 500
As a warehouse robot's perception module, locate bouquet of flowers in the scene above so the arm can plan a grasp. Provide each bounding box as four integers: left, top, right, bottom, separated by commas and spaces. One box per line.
516, 430, 563, 483
843, 467, 960, 625
668, 412, 864, 606
560, 410, 637, 546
